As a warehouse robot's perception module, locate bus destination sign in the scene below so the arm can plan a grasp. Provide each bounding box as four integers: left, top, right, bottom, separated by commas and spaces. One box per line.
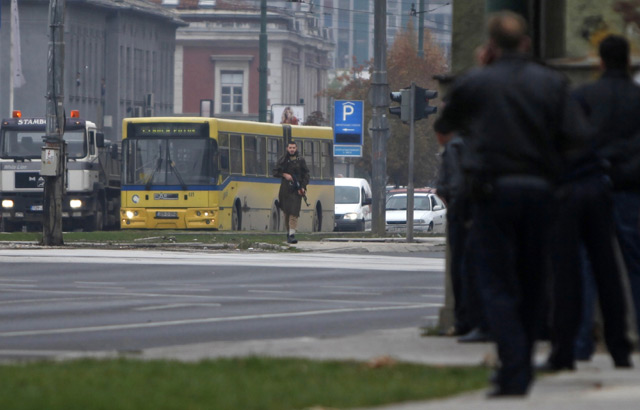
128, 122, 209, 138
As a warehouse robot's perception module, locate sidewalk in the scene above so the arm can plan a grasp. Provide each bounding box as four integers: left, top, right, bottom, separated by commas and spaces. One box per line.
292, 236, 446, 253
140, 327, 640, 410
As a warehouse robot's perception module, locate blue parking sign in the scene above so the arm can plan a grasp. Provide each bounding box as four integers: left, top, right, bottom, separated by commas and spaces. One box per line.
334, 100, 363, 156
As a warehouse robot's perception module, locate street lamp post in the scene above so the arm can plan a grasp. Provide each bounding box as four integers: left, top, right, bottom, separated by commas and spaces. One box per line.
258, 0, 268, 122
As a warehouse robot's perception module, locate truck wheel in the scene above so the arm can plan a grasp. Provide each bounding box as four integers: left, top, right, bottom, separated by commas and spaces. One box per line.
87, 201, 104, 232
1, 221, 18, 232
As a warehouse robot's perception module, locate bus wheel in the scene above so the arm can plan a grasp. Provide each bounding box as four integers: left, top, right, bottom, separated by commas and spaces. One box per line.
313, 204, 322, 232
269, 204, 280, 232
231, 202, 242, 231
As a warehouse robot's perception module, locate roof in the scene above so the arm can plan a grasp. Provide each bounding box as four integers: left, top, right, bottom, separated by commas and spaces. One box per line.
69, 0, 187, 26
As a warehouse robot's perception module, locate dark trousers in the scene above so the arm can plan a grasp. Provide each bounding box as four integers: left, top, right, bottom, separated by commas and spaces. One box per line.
549, 177, 631, 366
613, 191, 640, 337
448, 210, 472, 333
574, 246, 597, 360
472, 177, 554, 392
448, 208, 486, 334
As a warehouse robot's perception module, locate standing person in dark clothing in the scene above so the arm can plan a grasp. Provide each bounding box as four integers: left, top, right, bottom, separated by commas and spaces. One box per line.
273, 141, 309, 244
541, 145, 633, 371
435, 132, 472, 336
434, 11, 588, 397
571, 34, 640, 343
435, 132, 489, 343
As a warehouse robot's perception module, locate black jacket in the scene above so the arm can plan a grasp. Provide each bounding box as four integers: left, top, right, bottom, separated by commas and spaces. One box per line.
434, 53, 589, 183
572, 69, 640, 190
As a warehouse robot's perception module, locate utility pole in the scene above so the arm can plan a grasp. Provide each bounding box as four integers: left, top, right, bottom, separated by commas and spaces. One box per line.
258, 0, 268, 122
406, 83, 416, 242
418, 0, 425, 58
41, 0, 66, 246
369, 0, 390, 235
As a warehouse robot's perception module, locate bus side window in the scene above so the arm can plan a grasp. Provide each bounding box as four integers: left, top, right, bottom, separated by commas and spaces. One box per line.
230, 134, 242, 174
267, 137, 282, 175
245, 135, 257, 175
256, 136, 267, 176
321, 141, 333, 180
210, 140, 220, 182
218, 133, 230, 178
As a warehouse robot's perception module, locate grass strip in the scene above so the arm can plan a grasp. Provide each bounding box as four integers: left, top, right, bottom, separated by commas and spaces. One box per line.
0, 357, 489, 410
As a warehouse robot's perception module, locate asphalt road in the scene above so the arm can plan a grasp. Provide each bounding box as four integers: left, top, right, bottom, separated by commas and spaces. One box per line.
0, 248, 445, 359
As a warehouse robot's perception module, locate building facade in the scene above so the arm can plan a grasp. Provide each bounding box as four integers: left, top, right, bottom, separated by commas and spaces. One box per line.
229, 1, 451, 71
0, 0, 183, 142
164, 0, 333, 122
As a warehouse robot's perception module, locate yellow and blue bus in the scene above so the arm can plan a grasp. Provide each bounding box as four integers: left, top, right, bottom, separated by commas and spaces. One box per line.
120, 117, 334, 231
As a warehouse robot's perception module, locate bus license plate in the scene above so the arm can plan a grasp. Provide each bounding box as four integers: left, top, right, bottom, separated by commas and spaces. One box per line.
155, 211, 178, 219
30, 205, 43, 211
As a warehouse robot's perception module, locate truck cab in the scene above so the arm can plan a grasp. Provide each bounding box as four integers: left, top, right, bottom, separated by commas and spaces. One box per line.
0, 110, 120, 232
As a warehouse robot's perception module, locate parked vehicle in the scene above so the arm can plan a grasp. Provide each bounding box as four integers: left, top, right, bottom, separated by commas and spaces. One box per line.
0, 110, 120, 232
334, 177, 372, 231
385, 190, 446, 233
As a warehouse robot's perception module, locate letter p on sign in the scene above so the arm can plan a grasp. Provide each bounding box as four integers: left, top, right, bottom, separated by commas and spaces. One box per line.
343, 103, 355, 121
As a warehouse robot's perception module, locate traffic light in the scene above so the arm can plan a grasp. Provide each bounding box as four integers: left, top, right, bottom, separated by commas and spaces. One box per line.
414, 86, 438, 121
389, 89, 411, 122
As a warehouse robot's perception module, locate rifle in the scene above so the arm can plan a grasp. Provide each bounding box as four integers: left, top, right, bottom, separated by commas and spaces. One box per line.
290, 175, 310, 207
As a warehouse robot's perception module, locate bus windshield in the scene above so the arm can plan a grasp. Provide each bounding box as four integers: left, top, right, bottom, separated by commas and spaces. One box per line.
0, 129, 87, 159
123, 137, 217, 186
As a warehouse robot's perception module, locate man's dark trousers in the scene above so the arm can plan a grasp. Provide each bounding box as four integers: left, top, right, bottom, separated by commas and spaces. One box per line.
472, 177, 554, 393
448, 209, 472, 334
549, 176, 631, 367
613, 191, 640, 336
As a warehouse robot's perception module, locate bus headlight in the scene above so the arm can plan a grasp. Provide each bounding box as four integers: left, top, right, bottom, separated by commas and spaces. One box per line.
1, 199, 14, 209
344, 213, 358, 220
125, 211, 135, 219
69, 199, 83, 209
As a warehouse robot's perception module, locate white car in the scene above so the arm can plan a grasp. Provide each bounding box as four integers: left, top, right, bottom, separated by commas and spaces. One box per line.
385, 192, 447, 233
334, 178, 372, 231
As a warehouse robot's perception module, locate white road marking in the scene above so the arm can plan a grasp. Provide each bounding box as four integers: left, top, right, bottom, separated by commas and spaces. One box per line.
0, 303, 439, 338
74, 281, 118, 285
330, 291, 382, 296
75, 286, 126, 290
248, 290, 293, 294
134, 303, 222, 311
0, 284, 37, 288
2, 287, 431, 306
163, 288, 211, 292
0, 249, 441, 272
0, 296, 130, 306
0, 279, 37, 282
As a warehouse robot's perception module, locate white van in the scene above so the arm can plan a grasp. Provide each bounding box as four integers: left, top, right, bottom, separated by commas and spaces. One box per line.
334, 177, 372, 231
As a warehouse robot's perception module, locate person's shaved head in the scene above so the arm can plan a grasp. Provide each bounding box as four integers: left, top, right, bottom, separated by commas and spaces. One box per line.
487, 11, 528, 52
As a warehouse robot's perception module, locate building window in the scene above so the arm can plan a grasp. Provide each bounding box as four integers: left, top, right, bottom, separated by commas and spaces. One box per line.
211, 55, 253, 115
220, 71, 243, 113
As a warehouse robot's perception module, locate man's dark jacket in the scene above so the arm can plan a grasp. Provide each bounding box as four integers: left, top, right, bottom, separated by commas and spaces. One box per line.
434, 53, 587, 182
273, 153, 310, 216
572, 69, 640, 191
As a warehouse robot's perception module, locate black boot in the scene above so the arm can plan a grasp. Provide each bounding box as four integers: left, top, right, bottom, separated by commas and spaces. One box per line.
287, 234, 297, 244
